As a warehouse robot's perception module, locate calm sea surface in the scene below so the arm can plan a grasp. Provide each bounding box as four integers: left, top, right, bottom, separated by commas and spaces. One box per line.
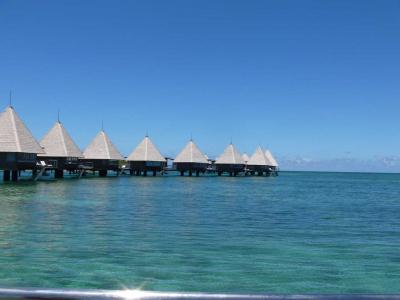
0, 172, 399, 293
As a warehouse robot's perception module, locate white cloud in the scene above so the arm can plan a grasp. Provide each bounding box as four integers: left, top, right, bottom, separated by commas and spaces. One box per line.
278, 155, 400, 173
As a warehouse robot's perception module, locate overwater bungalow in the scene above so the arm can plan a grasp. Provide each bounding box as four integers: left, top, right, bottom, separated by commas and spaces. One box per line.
127, 135, 166, 176
215, 143, 245, 176
81, 130, 124, 177
247, 146, 274, 176
173, 139, 208, 176
0, 106, 44, 181
265, 149, 279, 171
39, 120, 83, 178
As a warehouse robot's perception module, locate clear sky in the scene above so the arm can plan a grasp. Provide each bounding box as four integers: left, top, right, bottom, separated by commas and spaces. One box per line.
1, 0, 399, 171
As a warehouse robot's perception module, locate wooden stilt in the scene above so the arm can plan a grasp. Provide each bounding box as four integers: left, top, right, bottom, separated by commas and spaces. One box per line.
196, 170, 199, 177
180, 171, 184, 176
99, 170, 107, 177
189, 170, 192, 176
153, 170, 156, 176
55, 169, 64, 178
143, 170, 147, 176
3, 170, 10, 182
12, 170, 18, 182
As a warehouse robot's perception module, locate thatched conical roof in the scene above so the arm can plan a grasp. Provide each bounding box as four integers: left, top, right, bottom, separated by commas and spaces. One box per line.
127, 136, 165, 162
216, 144, 244, 165
0, 106, 43, 154
83, 130, 124, 160
174, 140, 208, 164
265, 150, 278, 167
39, 121, 82, 157
242, 153, 250, 163
248, 146, 272, 166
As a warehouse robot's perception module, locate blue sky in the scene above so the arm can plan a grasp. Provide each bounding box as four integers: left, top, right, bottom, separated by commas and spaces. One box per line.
1, 0, 399, 171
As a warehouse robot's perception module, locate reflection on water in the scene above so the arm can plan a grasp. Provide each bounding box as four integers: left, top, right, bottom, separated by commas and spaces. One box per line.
0, 172, 400, 293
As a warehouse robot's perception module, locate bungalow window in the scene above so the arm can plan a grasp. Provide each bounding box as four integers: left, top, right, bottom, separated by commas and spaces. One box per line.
66, 157, 78, 162
18, 153, 36, 162
48, 160, 58, 168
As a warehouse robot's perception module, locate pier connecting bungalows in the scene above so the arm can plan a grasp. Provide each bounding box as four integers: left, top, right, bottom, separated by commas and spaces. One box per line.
247, 146, 274, 176
81, 130, 124, 177
39, 121, 83, 178
0, 106, 44, 181
127, 135, 166, 176
173, 139, 208, 176
215, 143, 245, 176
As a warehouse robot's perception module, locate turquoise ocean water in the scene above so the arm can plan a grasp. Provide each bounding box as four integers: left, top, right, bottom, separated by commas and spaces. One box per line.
0, 172, 399, 293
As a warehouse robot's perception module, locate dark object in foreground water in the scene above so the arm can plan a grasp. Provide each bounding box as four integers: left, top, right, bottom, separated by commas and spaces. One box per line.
0, 288, 399, 300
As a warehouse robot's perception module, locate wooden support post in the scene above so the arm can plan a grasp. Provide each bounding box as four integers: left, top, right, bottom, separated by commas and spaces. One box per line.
153, 170, 156, 176
258, 171, 263, 176
196, 170, 200, 177
130, 170, 133, 176
12, 170, 18, 182
143, 170, 147, 176
55, 169, 64, 178
218, 171, 222, 176
229, 172, 233, 177
180, 171, 184, 176
99, 170, 107, 177
3, 170, 10, 182
189, 170, 192, 177
234, 172, 237, 177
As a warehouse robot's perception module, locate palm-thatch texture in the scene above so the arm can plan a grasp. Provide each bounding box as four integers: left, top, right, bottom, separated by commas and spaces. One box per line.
39, 122, 82, 157
174, 140, 208, 163
0, 106, 43, 153
216, 144, 244, 165
248, 146, 273, 166
83, 130, 124, 160
127, 136, 165, 162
